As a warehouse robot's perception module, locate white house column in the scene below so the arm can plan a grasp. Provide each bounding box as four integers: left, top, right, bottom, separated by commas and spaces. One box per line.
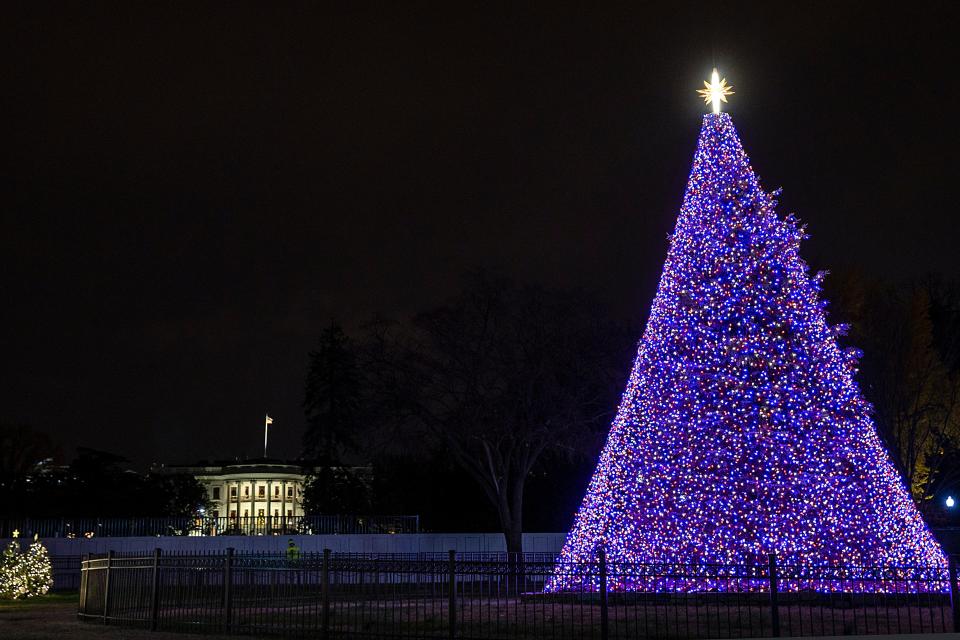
266, 479, 272, 533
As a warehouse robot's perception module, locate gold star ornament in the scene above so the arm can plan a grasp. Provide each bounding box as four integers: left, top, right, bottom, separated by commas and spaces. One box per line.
697, 68, 734, 114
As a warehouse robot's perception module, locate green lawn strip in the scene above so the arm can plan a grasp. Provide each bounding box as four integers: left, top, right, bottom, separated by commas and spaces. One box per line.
0, 592, 79, 608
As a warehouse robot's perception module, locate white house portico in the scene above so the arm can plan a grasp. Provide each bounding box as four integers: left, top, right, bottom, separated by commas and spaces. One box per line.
162, 460, 309, 535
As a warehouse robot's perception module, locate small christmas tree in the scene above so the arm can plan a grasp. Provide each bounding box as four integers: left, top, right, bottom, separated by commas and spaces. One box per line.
0, 534, 53, 599
547, 72, 945, 592
0, 539, 25, 599
22, 537, 53, 597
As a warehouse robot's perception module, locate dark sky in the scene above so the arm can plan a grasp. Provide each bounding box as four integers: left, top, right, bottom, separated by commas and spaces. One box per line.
2, 3, 958, 467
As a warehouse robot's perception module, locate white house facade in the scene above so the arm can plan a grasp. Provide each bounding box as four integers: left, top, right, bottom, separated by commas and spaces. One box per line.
164, 460, 309, 535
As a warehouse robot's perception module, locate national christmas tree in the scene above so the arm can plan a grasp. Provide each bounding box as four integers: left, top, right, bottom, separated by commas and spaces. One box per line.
546, 71, 945, 592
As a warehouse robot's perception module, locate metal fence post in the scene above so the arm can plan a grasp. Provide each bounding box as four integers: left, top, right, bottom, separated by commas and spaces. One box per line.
768, 553, 780, 637
102, 550, 114, 624
599, 548, 609, 640
78, 553, 89, 614
321, 548, 331, 640
448, 550, 457, 640
949, 554, 960, 632
223, 547, 234, 633
150, 548, 162, 631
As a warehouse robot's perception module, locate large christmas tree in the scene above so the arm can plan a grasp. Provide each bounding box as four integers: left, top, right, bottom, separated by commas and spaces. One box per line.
547, 73, 945, 592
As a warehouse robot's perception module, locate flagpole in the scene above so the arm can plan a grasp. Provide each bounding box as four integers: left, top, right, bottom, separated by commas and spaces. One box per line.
264, 414, 269, 458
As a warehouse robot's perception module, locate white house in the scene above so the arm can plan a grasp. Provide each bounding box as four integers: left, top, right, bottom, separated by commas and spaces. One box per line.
161, 459, 309, 535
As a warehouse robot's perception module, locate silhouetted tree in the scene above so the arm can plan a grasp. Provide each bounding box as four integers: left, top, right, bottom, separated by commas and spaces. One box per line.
303, 323, 362, 463
0, 424, 59, 479
366, 273, 631, 552
2, 446, 208, 520
827, 273, 960, 505
0, 424, 61, 517
302, 467, 372, 515
143, 473, 211, 518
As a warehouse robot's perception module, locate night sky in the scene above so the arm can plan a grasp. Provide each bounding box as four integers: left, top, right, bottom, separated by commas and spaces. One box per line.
3, 3, 958, 467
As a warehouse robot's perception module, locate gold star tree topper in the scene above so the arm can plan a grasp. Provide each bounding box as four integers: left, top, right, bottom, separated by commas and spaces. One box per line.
697, 68, 734, 114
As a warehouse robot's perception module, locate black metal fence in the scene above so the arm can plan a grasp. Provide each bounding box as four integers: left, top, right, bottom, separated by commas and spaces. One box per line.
2, 514, 419, 538
52, 554, 82, 591
78, 550, 960, 638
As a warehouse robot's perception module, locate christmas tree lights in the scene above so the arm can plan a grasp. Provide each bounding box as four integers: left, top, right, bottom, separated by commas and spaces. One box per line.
22, 538, 53, 597
0, 540, 26, 599
546, 93, 946, 593
0, 535, 53, 599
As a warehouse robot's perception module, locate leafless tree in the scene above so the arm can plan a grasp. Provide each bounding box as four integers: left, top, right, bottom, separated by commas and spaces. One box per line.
365, 273, 630, 552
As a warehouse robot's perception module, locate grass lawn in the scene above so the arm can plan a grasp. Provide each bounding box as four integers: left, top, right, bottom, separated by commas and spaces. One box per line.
0, 592, 79, 608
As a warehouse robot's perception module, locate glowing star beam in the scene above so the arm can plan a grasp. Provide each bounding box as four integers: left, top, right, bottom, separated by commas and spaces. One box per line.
697, 68, 734, 114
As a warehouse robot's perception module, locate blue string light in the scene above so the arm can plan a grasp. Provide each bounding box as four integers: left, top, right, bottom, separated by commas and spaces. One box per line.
546, 113, 946, 593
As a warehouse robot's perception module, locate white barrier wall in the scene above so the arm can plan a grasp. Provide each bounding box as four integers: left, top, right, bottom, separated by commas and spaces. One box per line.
5, 532, 567, 557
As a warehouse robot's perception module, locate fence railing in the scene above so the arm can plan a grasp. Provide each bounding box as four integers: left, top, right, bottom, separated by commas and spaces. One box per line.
78, 549, 960, 638
45, 554, 82, 591
2, 514, 419, 538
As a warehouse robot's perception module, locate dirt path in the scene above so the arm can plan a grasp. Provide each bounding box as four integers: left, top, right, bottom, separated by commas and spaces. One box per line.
0, 598, 243, 640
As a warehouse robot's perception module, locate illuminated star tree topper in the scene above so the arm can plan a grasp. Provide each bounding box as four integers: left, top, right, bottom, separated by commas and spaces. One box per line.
697, 68, 734, 113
